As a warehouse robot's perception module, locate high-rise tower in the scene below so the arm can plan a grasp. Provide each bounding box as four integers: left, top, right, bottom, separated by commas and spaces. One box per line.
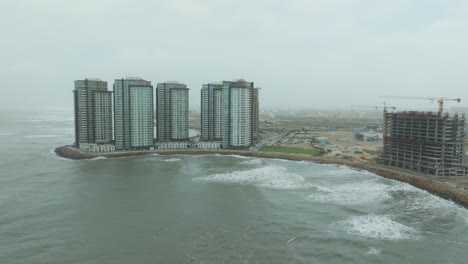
201, 82, 223, 141
114, 78, 154, 150
156, 82, 189, 142
222, 79, 255, 148
73, 78, 113, 147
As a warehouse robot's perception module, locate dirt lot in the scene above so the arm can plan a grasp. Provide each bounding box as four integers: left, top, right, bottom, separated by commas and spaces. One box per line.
305, 131, 383, 159
271, 130, 383, 160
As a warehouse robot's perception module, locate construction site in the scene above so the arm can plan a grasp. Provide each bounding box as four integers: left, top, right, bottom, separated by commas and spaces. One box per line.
379, 97, 468, 177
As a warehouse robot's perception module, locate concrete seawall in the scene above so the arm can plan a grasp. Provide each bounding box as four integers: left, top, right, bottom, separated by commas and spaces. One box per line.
55, 146, 468, 209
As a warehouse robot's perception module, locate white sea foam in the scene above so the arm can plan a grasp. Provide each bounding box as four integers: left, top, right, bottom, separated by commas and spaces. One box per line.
340, 214, 420, 240
49, 148, 71, 161
54, 156, 73, 161
142, 154, 161, 161
462, 214, 468, 225
164, 158, 181, 162
400, 190, 468, 226
241, 159, 264, 165
381, 182, 466, 214
193, 165, 312, 190
384, 182, 418, 192
314, 185, 334, 193
365, 247, 382, 255
225, 154, 250, 159
308, 181, 394, 205
317, 166, 375, 178
404, 192, 453, 212
89, 156, 107, 160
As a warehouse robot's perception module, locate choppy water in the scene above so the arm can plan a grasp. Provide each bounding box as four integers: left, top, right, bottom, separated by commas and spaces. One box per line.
1, 108, 468, 263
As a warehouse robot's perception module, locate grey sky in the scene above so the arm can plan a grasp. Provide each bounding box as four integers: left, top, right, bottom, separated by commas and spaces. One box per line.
2, 0, 468, 111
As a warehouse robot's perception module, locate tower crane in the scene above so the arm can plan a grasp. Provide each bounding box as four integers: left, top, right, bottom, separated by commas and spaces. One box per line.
351, 102, 396, 112
351, 105, 396, 112
381, 96, 461, 113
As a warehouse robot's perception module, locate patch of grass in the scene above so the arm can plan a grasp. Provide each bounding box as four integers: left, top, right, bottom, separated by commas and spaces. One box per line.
259, 146, 325, 156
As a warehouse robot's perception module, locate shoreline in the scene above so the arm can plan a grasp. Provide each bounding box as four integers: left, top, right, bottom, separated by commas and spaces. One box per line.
55, 145, 468, 209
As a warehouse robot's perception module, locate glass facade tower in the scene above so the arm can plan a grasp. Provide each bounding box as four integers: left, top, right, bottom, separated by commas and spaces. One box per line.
73, 79, 113, 147
222, 79, 255, 148
114, 78, 154, 150
201, 83, 223, 141
156, 82, 189, 142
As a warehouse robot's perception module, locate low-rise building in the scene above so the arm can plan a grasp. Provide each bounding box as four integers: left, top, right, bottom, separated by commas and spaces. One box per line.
155, 142, 191, 150
79, 143, 115, 153
356, 131, 383, 141
193, 141, 222, 149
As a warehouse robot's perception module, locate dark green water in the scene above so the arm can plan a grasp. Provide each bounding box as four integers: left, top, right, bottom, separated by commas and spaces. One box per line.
1, 108, 468, 263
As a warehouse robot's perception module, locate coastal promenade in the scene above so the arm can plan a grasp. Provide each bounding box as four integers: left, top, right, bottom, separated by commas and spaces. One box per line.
55, 145, 468, 209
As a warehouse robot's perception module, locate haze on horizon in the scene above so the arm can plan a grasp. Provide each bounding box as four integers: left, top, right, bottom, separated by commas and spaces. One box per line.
2, 0, 468, 111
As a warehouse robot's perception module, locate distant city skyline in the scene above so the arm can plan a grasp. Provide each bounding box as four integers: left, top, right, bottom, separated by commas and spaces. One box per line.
2, 0, 468, 111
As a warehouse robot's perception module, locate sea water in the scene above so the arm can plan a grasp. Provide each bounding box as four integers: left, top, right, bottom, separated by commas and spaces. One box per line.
1, 108, 467, 263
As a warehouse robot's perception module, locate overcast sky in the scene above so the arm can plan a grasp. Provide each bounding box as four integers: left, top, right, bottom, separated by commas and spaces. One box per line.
2, 0, 468, 111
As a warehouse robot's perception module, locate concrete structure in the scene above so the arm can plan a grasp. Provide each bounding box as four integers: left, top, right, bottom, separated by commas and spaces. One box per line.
222, 79, 255, 149
156, 82, 189, 142
114, 78, 154, 150
73, 79, 113, 147
201, 82, 223, 141
380, 111, 467, 177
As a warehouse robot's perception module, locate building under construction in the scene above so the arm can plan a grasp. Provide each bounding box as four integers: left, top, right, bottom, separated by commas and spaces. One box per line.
380, 111, 467, 177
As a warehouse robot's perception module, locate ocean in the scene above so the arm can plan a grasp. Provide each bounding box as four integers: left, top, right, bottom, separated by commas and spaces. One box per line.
1, 108, 467, 263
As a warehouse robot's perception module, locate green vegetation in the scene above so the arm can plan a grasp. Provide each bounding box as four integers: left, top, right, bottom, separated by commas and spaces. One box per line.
259, 146, 325, 156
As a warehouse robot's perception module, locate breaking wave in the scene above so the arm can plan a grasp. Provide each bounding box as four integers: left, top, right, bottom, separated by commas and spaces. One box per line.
316, 166, 375, 178
307, 180, 397, 205
193, 165, 313, 190
225, 155, 250, 159
241, 159, 264, 165
339, 214, 420, 240
164, 158, 181, 162
365, 247, 382, 255
89, 156, 107, 160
